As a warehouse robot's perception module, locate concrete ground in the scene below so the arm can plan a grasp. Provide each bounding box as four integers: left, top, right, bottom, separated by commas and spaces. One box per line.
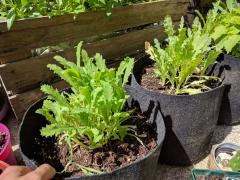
4, 114, 240, 180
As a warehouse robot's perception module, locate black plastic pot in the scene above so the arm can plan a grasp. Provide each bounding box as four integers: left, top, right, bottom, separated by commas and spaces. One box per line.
131, 57, 225, 166
19, 87, 165, 180
209, 54, 240, 125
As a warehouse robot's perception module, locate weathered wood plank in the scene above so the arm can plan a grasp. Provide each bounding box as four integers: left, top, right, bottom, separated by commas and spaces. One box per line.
0, 0, 188, 52
0, 25, 167, 94
0, 49, 32, 65
0, 34, 108, 64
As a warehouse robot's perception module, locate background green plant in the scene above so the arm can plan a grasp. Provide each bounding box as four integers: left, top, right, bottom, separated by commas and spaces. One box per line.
0, 0, 143, 29
146, 16, 220, 95
229, 150, 240, 172
37, 42, 135, 152
202, 0, 240, 57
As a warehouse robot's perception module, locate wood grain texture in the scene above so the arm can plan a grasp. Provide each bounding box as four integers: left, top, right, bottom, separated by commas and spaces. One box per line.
0, 0, 189, 52
0, 26, 167, 94
0, 49, 32, 64
0, 0, 188, 31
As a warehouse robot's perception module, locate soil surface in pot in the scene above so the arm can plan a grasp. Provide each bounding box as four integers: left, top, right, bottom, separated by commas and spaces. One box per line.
32, 111, 157, 178
0, 132, 7, 152
141, 65, 221, 95
195, 176, 225, 180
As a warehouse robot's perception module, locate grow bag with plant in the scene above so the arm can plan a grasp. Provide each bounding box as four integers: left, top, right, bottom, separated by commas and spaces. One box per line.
19, 43, 165, 180
202, 0, 240, 125
131, 16, 225, 166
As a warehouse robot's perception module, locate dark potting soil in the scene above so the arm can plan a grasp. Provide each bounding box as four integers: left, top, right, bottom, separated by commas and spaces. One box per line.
0, 132, 7, 151
141, 66, 221, 95
195, 176, 225, 180
32, 113, 157, 178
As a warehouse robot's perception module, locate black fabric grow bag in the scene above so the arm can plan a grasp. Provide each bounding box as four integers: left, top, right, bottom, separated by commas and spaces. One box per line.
19, 87, 165, 180
209, 54, 240, 125
131, 57, 225, 166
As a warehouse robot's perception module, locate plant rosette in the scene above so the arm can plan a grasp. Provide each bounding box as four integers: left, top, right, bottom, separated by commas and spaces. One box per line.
19, 44, 166, 179
0, 123, 16, 165
131, 16, 225, 166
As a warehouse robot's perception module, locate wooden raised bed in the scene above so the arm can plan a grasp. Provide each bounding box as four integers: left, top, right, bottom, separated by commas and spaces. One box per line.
0, 0, 190, 121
